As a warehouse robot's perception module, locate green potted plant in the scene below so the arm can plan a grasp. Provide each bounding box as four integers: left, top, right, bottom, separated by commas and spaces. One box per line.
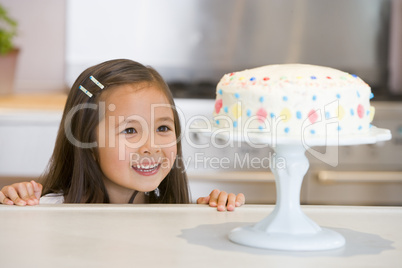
0, 4, 18, 95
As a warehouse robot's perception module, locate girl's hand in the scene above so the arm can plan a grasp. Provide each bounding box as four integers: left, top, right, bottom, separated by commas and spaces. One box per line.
0, 180, 42, 206
197, 189, 245, 211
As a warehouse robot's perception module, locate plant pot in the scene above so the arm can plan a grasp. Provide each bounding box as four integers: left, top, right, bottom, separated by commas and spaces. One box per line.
0, 48, 19, 95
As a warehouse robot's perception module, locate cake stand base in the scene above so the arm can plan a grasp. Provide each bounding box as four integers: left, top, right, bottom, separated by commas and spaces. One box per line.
228, 143, 346, 251
229, 226, 345, 251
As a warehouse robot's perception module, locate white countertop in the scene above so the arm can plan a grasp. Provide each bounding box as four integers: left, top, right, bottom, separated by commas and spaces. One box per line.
0, 204, 401, 267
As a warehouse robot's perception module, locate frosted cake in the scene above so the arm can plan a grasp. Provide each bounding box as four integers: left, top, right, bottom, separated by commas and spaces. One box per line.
213, 64, 375, 137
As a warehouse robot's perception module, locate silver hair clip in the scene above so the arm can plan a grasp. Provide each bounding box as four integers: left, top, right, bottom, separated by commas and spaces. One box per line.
79, 85, 93, 98
89, 75, 104, 89
79, 75, 104, 98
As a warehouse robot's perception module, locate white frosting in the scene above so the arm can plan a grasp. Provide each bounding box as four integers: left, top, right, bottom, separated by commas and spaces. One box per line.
213, 64, 374, 137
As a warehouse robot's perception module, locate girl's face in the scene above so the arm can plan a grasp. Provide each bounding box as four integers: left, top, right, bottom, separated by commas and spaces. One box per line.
97, 83, 177, 200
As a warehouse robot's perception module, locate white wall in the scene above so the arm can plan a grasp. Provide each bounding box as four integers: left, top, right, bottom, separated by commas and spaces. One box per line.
0, 0, 66, 93
65, 0, 202, 86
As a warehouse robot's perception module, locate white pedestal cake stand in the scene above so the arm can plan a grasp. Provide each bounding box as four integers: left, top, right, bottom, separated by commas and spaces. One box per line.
197, 125, 391, 251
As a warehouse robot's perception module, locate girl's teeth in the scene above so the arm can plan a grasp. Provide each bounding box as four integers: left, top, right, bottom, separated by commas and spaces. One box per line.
136, 164, 158, 170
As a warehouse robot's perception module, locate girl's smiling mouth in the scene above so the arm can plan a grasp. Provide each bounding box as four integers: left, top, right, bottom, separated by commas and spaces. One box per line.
132, 163, 161, 176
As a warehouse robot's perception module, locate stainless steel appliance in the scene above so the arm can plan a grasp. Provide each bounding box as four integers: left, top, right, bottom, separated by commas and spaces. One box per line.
66, 0, 401, 99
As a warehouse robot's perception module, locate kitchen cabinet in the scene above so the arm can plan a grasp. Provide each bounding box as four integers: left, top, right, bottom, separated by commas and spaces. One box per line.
0, 96, 401, 205
0, 94, 64, 184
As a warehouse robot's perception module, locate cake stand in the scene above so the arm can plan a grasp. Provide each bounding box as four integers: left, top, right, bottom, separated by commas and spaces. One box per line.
195, 124, 391, 251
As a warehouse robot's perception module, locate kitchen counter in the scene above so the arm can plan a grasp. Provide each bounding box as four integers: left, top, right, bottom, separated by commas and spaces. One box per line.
0, 204, 401, 267
0, 93, 67, 110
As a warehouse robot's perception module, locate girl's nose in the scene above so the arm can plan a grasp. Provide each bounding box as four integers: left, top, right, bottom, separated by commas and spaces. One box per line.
138, 137, 161, 155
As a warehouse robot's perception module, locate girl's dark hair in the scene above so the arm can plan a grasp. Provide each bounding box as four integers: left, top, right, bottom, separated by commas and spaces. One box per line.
40, 59, 190, 204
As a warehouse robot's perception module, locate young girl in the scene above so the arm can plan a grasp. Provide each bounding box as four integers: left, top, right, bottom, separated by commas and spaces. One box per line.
0, 59, 244, 211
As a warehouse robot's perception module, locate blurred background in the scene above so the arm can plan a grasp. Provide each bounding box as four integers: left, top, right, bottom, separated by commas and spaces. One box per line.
0, 0, 401, 205
2, 0, 402, 99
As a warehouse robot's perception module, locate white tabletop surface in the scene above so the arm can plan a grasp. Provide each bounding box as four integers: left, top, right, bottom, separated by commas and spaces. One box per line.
0, 204, 401, 268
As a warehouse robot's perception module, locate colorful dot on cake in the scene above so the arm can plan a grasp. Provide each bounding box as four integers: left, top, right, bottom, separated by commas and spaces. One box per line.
310, 129, 316, 134
351, 74, 358, 78
234, 93, 240, 99
283, 96, 288, 102
337, 126, 342, 131
250, 77, 256, 82
296, 111, 302, 119
326, 76, 332, 79
215, 99, 223, 114
258, 126, 264, 131
341, 76, 347, 80
224, 106, 228, 113
280, 108, 292, 122
263, 77, 270, 81
357, 104, 364, 118
239, 77, 245, 81
257, 108, 268, 123
325, 111, 331, 119
280, 76, 287, 80
336, 93, 341, 99
312, 95, 317, 101
233, 121, 238, 128
270, 113, 275, 119
337, 105, 345, 120
215, 120, 220, 125
297, 76, 303, 79
358, 125, 362, 131
218, 89, 223, 95
284, 127, 290, 133
231, 103, 242, 119
308, 109, 318, 124
370, 93, 374, 99
247, 109, 252, 117
311, 76, 317, 80
350, 108, 354, 116
356, 91, 360, 98
259, 96, 264, 103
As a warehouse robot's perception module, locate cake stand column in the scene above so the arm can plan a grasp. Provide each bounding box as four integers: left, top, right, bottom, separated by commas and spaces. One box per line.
229, 143, 345, 251
254, 144, 321, 234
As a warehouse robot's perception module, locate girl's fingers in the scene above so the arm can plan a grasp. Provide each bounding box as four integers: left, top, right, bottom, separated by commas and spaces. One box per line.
196, 195, 210, 204
226, 193, 237, 211
235, 193, 245, 207
17, 183, 35, 205
217, 191, 228, 211
0, 181, 43, 206
25, 182, 39, 205
0, 191, 14, 205
208, 189, 220, 207
31, 181, 43, 200
5, 186, 26, 206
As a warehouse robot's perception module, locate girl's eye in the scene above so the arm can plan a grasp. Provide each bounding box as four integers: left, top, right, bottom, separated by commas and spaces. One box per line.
122, 127, 137, 134
157, 125, 171, 132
